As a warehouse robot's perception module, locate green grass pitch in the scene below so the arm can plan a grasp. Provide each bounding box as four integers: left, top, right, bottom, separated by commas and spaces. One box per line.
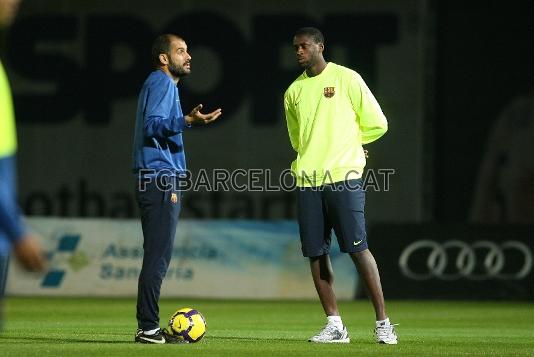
1, 298, 533, 356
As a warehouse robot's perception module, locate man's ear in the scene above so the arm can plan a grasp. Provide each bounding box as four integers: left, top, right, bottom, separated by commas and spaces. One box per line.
318, 43, 325, 52
159, 53, 169, 65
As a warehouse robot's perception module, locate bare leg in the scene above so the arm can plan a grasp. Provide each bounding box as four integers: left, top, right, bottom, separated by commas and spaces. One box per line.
310, 254, 339, 316
350, 249, 387, 320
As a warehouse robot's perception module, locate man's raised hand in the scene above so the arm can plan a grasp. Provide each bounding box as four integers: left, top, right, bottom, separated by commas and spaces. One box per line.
185, 104, 222, 125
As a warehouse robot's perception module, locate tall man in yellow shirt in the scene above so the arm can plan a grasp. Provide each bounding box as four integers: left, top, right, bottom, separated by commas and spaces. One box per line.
284, 27, 397, 344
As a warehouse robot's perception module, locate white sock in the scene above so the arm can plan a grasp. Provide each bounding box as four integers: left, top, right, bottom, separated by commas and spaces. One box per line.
376, 317, 390, 327
143, 327, 160, 335
327, 315, 343, 329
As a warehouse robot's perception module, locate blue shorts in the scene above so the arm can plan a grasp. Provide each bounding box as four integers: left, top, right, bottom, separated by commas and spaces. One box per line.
297, 179, 368, 257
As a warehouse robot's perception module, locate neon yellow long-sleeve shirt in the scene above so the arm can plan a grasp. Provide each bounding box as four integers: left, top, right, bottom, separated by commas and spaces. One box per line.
284, 62, 388, 187
0, 60, 17, 158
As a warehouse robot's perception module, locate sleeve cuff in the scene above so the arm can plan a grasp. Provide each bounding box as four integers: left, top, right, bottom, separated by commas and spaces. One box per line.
179, 116, 191, 130
8, 218, 27, 244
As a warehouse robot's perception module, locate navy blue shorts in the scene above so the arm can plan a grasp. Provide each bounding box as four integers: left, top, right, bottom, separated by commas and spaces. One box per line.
297, 179, 368, 257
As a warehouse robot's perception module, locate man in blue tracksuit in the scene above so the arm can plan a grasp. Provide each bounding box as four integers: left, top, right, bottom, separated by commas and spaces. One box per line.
0, 0, 45, 331
132, 34, 222, 344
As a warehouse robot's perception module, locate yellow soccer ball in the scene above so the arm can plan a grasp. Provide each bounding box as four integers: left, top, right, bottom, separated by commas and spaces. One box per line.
168, 307, 207, 343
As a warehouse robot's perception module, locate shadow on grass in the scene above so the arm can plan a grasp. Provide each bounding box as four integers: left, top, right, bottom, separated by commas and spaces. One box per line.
208, 336, 304, 342
0, 336, 132, 344
0, 334, 307, 344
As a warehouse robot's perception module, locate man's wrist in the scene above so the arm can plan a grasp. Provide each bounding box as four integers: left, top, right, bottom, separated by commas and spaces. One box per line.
184, 115, 193, 127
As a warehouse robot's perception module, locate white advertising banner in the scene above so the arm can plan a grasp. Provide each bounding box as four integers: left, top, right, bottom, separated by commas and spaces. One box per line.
6, 218, 358, 299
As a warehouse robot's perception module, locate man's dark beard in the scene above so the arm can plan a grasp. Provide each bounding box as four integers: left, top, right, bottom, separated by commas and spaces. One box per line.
168, 61, 189, 78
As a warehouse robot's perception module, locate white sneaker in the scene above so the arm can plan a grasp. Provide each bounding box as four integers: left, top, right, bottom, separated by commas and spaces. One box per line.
308, 324, 350, 343
374, 323, 398, 344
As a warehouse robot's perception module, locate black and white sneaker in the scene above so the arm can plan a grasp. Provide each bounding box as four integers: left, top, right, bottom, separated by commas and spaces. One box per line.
134, 328, 186, 344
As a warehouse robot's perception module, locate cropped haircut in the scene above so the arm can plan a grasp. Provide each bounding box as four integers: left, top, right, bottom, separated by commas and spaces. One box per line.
294, 27, 325, 44
151, 34, 182, 67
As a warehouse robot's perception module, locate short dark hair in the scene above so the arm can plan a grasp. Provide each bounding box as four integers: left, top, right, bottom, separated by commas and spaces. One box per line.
151, 34, 182, 67
294, 27, 324, 44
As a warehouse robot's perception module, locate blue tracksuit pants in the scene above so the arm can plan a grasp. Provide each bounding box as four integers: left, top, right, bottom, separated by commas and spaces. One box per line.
135, 177, 181, 331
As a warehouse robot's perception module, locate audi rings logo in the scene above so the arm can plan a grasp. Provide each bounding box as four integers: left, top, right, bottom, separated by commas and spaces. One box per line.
399, 240, 533, 281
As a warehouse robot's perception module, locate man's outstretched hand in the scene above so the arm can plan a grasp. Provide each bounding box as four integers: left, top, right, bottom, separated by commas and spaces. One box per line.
185, 104, 222, 125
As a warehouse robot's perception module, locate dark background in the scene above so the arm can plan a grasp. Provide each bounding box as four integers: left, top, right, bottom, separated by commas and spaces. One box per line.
2, 0, 533, 223
434, 0, 534, 221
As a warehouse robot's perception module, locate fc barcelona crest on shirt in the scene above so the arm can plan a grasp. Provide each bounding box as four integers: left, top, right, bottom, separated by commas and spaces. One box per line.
323, 87, 335, 98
